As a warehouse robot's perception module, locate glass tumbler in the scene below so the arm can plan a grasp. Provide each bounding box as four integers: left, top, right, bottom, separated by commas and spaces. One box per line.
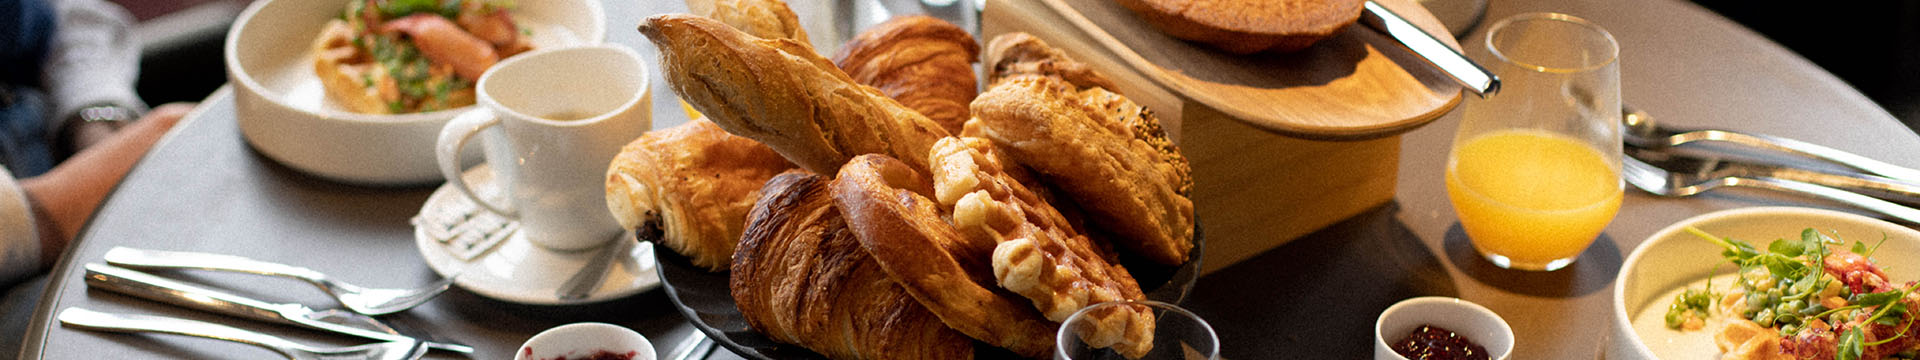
1056, 300, 1219, 360
1446, 13, 1622, 271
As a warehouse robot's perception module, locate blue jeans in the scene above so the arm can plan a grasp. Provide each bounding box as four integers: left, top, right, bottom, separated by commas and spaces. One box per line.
1, 0, 56, 178
0, 87, 52, 178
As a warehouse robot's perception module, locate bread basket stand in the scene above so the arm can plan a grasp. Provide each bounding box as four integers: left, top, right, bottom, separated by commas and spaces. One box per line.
982, 0, 1467, 273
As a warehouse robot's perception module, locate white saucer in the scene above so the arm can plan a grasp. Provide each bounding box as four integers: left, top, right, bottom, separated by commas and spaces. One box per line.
414, 165, 660, 305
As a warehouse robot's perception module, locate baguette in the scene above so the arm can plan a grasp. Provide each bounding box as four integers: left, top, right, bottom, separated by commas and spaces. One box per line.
638, 14, 951, 175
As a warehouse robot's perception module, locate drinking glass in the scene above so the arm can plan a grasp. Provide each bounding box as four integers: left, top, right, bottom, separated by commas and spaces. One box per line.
1056, 300, 1219, 360
1446, 13, 1621, 271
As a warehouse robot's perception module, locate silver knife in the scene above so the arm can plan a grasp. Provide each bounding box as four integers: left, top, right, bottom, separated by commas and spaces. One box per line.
1359, 0, 1500, 97
1627, 147, 1920, 206
82, 263, 475, 354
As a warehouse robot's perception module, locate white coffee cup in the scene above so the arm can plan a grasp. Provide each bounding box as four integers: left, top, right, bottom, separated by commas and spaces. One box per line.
435, 44, 651, 251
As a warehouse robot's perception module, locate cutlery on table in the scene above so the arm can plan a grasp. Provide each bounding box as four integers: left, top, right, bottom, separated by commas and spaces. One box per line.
556, 232, 636, 301
1626, 147, 1920, 206
1358, 0, 1500, 97
82, 263, 475, 354
102, 247, 454, 316
665, 330, 715, 360
58, 307, 428, 360
1622, 105, 1920, 182
1622, 155, 1920, 224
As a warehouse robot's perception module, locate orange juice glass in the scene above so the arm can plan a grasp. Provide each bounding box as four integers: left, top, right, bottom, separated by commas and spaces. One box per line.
1449, 13, 1621, 271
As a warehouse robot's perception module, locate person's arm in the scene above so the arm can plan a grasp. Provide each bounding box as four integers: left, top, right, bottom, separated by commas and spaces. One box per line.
40, 0, 145, 155
0, 167, 46, 286
13, 103, 188, 281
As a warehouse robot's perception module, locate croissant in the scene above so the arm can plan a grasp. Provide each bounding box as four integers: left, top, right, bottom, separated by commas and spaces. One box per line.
731, 171, 973, 359
833, 15, 980, 134
831, 154, 1057, 358
604, 119, 796, 270
638, 14, 952, 176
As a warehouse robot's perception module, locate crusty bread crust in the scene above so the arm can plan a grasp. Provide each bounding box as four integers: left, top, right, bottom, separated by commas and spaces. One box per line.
1113, 0, 1365, 53
832, 15, 980, 134
731, 172, 972, 360
638, 14, 952, 176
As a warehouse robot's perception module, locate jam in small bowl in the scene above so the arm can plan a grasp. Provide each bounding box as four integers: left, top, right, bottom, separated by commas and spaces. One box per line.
516, 322, 655, 360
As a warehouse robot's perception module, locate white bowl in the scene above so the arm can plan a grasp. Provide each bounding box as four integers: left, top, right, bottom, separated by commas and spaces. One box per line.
225, 0, 605, 185
516, 322, 655, 360
1609, 207, 1920, 359
1374, 296, 1514, 360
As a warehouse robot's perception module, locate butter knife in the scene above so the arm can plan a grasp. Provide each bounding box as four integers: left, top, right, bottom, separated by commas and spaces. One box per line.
1359, 0, 1500, 97
1627, 147, 1920, 206
82, 263, 475, 354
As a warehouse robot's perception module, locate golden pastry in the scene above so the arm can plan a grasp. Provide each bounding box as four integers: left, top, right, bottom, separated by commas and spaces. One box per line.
970, 74, 1195, 265
830, 154, 1056, 357
931, 136, 1155, 358
683, 0, 810, 45
731, 172, 972, 359
981, 32, 1115, 91
833, 15, 980, 134
637, 14, 952, 175
604, 119, 796, 270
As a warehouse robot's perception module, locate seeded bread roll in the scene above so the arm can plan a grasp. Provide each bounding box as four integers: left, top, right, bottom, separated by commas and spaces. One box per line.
1113, 0, 1364, 54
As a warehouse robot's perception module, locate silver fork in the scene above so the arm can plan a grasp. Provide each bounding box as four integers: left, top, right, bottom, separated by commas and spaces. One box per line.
103, 247, 455, 316
1622, 155, 1920, 224
1622, 105, 1920, 183
58, 308, 427, 360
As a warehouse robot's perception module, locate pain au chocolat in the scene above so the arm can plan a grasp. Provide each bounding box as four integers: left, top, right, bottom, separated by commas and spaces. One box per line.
604, 120, 796, 270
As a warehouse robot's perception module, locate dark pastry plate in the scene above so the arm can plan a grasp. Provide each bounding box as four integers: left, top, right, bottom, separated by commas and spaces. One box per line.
654, 225, 1204, 359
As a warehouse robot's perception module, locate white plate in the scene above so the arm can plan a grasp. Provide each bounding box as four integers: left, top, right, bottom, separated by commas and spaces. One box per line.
1609, 207, 1920, 359
414, 165, 659, 305
228, 0, 605, 184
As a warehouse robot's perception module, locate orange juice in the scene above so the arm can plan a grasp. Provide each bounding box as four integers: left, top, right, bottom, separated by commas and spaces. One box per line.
1446, 129, 1621, 270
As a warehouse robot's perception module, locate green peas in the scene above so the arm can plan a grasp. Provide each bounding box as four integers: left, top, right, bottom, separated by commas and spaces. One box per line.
1780, 299, 1806, 314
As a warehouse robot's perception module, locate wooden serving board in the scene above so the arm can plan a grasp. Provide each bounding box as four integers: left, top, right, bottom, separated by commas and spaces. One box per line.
1036, 0, 1465, 140
985, 0, 1460, 273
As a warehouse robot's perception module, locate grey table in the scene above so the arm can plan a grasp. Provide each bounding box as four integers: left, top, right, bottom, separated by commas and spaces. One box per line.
21, 0, 1920, 359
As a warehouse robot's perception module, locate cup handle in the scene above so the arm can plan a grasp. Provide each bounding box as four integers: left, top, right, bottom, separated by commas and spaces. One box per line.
437, 108, 517, 217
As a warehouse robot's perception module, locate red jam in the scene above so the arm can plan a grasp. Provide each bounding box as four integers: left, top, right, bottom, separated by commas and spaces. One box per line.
1391, 325, 1489, 360
534, 349, 638, 360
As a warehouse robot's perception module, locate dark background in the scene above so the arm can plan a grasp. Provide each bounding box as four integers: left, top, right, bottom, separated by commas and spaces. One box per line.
116, 0, 1920, 133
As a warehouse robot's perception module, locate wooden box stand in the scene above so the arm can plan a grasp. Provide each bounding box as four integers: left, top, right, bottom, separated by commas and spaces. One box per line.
983, 0, 1454, 274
